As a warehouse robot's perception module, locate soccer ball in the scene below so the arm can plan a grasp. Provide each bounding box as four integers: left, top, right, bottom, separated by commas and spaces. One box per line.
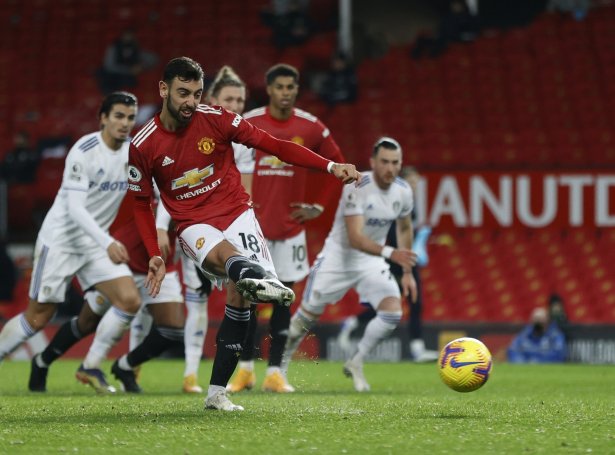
438, 337, 492, 392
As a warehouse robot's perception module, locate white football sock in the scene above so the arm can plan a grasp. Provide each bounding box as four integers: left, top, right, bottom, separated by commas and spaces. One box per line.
83, 307, 135, 369
0, 314, 36, 361
129, 308, 153, 351
183, 289, 208, 377
353, 311, 401, 363
280, 309, 318, 375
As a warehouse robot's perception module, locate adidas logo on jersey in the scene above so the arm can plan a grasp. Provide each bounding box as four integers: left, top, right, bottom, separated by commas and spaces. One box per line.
162, 156, 175, 166
249, 254, 258, 261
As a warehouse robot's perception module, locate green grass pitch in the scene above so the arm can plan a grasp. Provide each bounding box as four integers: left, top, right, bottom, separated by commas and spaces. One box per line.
1, 360, 614, 454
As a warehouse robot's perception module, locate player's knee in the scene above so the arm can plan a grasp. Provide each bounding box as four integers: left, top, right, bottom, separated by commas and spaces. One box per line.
115, 288, 141, 314
376, 296, 402, 313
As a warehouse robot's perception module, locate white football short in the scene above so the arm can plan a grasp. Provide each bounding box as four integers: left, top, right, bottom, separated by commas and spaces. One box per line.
178, 208, 277, 288
85, 271, 184, 316
301, 255, 400, 315
29, 239, 131, 303
267, 230, 309, 283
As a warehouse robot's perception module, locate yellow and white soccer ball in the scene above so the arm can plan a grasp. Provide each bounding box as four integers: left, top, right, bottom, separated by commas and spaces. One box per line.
438, 337, 492, 392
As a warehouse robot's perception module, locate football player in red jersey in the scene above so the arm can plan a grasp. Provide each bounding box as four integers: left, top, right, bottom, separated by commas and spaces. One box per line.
128, 57, 360, 411
227, 63, 344, 394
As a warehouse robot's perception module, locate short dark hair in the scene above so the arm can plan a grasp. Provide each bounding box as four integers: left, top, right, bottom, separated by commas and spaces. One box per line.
265, 63, 299, 85
372, 136, 401, 157
163, 57, 204, 85
99, 91, 137, 117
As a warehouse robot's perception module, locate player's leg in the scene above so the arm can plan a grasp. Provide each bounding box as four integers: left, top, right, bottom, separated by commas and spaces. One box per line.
180, 212, 294, 307
0, 241, 77, 361
75, 255, 139, 393
129, 306, 153, 351
29, 291, 107, 392
337, 305, 377, 356
111, 271, 184, 393
182, 257, 210, 393
113, 303, 184, 393
226, 296, 257, 393
262, 231, 308, 392
407, 267, 438, 362
179, 214, 281, 410
281, 258, 350, 381
345, 268, 402, 392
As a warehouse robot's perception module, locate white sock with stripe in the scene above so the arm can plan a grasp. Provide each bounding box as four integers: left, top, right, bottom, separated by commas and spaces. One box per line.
353, 311, 402, 363
183, 289, 208, 377
83, 307, 135, 369
0, 314, 36, 361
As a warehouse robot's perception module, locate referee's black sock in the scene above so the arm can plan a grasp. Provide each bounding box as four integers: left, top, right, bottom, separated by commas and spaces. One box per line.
210, 305, 250, 387
40, 317, 85, 366
126, 325, 184, 368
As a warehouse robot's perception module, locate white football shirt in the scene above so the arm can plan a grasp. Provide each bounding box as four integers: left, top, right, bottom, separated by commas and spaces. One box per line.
319, 171, 413, 269
38, 132, 129, 253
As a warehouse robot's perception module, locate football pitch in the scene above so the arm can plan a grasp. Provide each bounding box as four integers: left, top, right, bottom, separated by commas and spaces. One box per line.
1, 360, 614, 454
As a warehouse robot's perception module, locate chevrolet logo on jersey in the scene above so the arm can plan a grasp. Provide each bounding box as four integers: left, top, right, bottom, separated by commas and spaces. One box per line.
259, 156, 290, 169
172, 165, 214, 189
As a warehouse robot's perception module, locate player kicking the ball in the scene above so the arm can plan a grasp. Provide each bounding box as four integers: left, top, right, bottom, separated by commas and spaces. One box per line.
281, 137, 417, 392
128, 57, 361, 411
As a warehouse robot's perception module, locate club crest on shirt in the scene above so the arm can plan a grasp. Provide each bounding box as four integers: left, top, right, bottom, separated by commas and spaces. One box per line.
198, 137, 216, 155
291, 136, 304, 146
196, 237, 205, 250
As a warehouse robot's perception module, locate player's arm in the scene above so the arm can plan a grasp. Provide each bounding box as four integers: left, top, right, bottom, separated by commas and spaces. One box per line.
396, 214, 418, 302
155, 195, 172, 262
345, 215, 415, 269
230, 114, 360, 184
128, 146, 165, 296
291, 131, 345, 223
63, 153, 129, 264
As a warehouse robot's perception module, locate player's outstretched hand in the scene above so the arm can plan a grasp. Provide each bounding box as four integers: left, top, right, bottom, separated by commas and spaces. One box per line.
401, 272, 418, 302
145, 256, 166, 297
331, 163, 362, 185
107, 240, 130, 264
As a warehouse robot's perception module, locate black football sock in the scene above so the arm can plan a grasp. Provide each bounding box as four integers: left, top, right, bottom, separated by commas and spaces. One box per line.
126, 325, 184, 368
239, 304, 258, 361
40, 317, 84, 366
210, 305, 250, 387
225, 256, 269, 283
268, 303, 291, 368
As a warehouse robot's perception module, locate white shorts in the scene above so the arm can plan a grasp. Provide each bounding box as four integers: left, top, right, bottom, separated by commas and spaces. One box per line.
86, 271, 184, 316
29, 238, 131, 303
301, 254, 400, 315
181, 253, 201, 291
267, 230, 309, 282
178, 208, 277, 288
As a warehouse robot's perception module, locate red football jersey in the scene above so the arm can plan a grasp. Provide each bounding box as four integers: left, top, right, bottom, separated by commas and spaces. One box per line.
109, 195, 177, 274
245, 107, 344, 239
129, 105, 332, 245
